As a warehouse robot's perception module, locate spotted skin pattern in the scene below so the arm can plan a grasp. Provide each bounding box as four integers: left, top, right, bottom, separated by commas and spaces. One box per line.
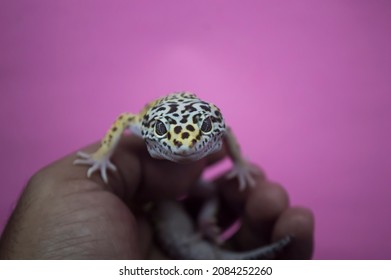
74, 92, 258, 190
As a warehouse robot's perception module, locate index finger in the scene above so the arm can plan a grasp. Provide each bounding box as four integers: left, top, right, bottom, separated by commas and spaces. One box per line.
34, 135, 228, 202
214, 167, 314, 259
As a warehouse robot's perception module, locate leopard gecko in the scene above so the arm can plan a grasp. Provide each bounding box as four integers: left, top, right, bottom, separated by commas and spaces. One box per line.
150, 200, 292, 259
74, 92, 258, 190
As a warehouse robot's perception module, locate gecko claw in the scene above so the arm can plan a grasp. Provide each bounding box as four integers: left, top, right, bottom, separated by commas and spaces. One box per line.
74, 151, 117, 184
226, 162, 259, 191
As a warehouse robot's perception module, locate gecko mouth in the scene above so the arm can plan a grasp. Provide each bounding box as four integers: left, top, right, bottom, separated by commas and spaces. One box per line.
173, 150, 199, 157
171, 139, 222, 162
171, 150, 205, 162
147, 139, 221, 163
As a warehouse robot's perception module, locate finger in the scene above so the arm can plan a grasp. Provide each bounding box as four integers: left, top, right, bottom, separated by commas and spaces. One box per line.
31, 136, 144, 199
1, 176, 144, 259
136, 216, 154, 258
135, 154, 205, 201
212, 167, 291, 249
15, 136, 151, 259
130, 140, 227, 202
228, 181, 290, 251
272, 207, 314, 259
213, 165, 267, 217
245, 181, 289, 228
115, 134, 230, 201
35, 133, 226, 204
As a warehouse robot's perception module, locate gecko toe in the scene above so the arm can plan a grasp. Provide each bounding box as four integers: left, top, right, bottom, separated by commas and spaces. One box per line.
227, 162, 258, 191
76, 151, 91, 159
245, 172, 256, 187
107, 161, 117, 172
75, 150, 117, 184
101, 166, 108, 184
225, 169, 237, 180
73, 158, 93, 165
87, 164, 100, 178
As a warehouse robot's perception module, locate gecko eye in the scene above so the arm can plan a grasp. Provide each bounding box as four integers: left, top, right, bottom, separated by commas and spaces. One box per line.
155, 120, 168, 137
200, 116, 213, 134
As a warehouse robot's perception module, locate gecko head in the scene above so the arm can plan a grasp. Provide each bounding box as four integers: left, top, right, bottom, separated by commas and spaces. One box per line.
141, 95, 226, 163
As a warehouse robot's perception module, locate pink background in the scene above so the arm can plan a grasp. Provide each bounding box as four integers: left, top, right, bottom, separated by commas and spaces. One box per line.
1, 0, 390, 259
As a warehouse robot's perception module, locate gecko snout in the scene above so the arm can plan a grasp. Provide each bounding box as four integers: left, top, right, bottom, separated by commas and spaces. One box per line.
173, 140, 198, 156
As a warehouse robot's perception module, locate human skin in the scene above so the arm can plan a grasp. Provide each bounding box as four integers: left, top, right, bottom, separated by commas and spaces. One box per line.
0, 136, 314, 259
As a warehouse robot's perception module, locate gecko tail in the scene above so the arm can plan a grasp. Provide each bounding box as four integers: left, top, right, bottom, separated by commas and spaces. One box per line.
218, 235, 293, 260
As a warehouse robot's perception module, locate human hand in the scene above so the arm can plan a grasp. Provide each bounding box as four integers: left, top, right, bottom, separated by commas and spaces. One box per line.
0, 136, 314, 259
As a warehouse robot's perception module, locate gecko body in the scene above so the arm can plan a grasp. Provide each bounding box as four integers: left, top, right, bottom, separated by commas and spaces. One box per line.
74, 92, 257, 189
151, 200, 292, 260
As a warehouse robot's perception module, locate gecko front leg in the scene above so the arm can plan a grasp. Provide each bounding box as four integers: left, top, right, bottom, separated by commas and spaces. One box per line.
224, 127, 260, 191
74, 113, 140, 183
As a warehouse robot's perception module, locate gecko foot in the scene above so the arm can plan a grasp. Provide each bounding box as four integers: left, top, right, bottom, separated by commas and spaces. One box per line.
73, 151, 117, 183
226, 162, 260, 191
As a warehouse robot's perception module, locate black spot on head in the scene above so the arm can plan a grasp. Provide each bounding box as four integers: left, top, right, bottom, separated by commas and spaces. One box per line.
186, 124, 195, 131
146, 118, 154, 127
167, 132, 171, 140
174, 126, 182, 134
156, 106, 166, 112
168, 104, 178, 114
182, 132, 190, 139
184, 103, 197, 112
180, 115, 189, 123
200, 105, 211, 112
191, 139, 197, 145
167, 117, 177, 125
112, 127, 118, 132
173, 113, 179, 117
